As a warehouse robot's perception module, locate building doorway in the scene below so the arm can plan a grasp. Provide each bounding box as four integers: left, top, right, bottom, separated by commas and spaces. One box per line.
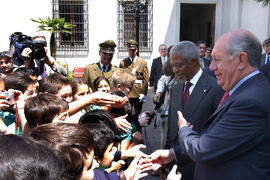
180, 3, 216, 47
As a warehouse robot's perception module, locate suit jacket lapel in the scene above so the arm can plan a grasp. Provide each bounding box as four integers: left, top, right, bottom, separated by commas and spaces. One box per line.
207, 72, 265, 128
171, 83, 183, 141
183, 73, 210, 122
158, 57, 163, 68
261, 54, 266, 66
96, 62, 102, 71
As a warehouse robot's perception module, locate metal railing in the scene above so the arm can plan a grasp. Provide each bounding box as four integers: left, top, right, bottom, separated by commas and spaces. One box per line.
52, 0, 89, 56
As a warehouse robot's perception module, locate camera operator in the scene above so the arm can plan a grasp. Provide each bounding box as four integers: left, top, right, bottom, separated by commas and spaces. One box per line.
21, 36, 67, 80
0, 51, 16, 78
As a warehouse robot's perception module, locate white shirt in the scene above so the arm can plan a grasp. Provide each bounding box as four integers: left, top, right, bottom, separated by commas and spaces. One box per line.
129, 56, 138, 63
99, 62, 109, 72
184, 68, 203, 94
161, 56, 167, 64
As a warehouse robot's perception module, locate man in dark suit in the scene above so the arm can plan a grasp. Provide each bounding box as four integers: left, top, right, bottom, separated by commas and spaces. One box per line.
196, 41, 211, 68
149, 44, 168, 93
260, 62, 270, 81
260, 37, 270, 66
151, 30, 270, 180
161, 41, 223, 180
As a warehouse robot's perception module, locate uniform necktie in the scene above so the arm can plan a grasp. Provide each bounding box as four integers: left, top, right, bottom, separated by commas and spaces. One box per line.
182, 81, 192, 108
218, 92, 229, 108
102, 66, 106, 72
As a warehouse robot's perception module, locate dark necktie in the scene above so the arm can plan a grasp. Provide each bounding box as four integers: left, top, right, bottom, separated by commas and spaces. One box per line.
218, 92, 229, 108
102, 66, 106, 72
182, 81, 192, 108
267, 56, 270, 64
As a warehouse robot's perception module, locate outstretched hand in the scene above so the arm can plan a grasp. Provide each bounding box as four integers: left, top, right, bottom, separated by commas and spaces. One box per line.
88, 91, 117, 106
177, 111, 192, 129
114, 114, 132, 133
111, 96, 128, 108
167, 165, 182, 180
149, 149, 174, 171
124, 155, 152, 180
122, 144, 147, 159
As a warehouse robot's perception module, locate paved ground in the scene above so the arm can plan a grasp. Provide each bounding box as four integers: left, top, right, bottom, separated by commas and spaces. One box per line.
140, 88, 162, 180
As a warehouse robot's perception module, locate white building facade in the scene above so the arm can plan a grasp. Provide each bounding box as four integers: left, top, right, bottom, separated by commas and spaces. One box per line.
0, 0, 269, 70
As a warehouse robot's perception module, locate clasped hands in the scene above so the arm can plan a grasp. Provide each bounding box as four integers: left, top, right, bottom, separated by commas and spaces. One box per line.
129, 149, 181, 180
127, 111, 189, 179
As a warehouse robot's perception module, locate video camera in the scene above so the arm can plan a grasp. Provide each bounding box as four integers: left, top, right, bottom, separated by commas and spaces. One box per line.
9, 32, 47, 61
141, 111, 156, 125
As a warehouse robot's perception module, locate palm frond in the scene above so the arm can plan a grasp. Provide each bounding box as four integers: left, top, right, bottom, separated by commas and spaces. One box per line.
255, 0, 270, 7
31, 17, 76, 34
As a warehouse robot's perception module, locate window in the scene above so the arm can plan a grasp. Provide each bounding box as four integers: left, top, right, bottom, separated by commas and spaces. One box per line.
118, 0, 153, 52
52, 0, 89, 56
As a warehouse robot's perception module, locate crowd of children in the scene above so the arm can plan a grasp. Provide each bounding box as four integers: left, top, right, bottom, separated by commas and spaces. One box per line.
0, 51, 180, 179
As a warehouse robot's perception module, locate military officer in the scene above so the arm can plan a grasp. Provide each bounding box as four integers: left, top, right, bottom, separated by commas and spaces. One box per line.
119, 40, 149, 115
83, 40, 118, 91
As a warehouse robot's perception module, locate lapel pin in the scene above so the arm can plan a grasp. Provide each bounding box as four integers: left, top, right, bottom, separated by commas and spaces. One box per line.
203, 89, 207, 93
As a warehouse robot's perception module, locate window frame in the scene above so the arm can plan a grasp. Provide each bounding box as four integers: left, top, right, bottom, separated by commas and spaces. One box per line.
52, 0, 89, 57
117, 0, 153, 53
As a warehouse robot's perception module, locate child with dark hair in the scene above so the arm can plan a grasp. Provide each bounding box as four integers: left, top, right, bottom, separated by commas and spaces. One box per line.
30, 122, 148, 180
0, 134, 66, 180
14, 67, 39, 91
41, 73, 126, 120
82, 123, 118, 167
4, 72, 37, 99
79, 110, 122, 172
14, 67, 39, 79
79, 110, 147, 174
71, 78, 92, 101
0, 73, 37, 135
0, 51, 14, 78
93, 76, 111, 93
29, 123, 95, 180
41, 73, 73, 103
70, 77, 100, 113
23, 93, 69, 134
79, 109, 117, 135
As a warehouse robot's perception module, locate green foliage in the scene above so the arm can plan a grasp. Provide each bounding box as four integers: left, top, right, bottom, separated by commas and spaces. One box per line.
255, 0, 270, 7
31, 17, 76, 34
31, 17, 76, 58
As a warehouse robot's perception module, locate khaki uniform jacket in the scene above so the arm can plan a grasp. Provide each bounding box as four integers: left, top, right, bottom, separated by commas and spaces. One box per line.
83, 62, 118, 91
120, 57, 149, 98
